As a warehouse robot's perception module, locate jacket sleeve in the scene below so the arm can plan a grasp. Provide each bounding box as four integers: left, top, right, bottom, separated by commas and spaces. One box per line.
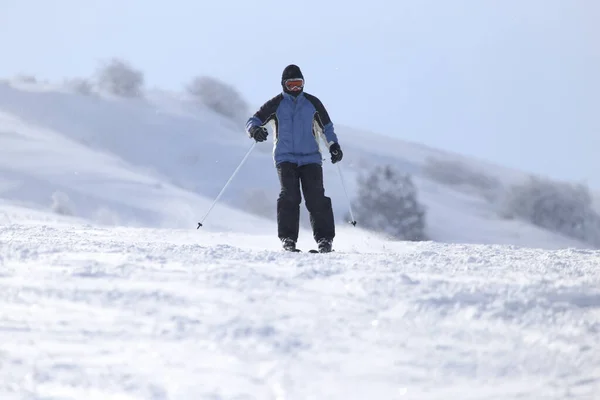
245, 94, 283, 136
305, 93, 339, 147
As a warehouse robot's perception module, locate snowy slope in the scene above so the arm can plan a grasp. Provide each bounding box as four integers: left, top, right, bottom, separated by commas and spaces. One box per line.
1, 204, 599, 399
0, 84, 274, 234
1, 78, 599, 399
0, 78, 592, 249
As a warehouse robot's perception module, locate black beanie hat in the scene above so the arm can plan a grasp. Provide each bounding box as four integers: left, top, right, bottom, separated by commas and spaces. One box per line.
281, 64, 304, 84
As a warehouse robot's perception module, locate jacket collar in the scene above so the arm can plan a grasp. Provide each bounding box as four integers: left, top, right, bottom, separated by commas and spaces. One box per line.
282, 91, 304, 101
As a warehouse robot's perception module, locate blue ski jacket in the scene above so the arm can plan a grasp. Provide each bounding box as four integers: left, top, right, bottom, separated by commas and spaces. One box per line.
245, 92, 339, 166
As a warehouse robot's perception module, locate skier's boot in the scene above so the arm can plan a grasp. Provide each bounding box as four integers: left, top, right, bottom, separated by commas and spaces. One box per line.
317, 238, 333, 253
282, 238, 300, 252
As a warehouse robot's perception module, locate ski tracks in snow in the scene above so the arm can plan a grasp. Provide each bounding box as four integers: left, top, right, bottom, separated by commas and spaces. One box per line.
1, 222, 599, 399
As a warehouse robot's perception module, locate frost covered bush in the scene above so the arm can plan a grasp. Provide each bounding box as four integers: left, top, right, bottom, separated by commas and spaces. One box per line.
96, 58, 144, 98
13, 74, 37, 83
51, 191, 75, 216
501, 176, 600, 246
93, 207, 121, 226
186, 76, 249, 123
64, 78, 94, 96
422, 157, 501, 200
352, 165, 427, 241
243, 188, 275, 220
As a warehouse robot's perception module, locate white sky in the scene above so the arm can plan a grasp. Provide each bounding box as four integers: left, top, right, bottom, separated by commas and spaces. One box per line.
1, 0, 599, 186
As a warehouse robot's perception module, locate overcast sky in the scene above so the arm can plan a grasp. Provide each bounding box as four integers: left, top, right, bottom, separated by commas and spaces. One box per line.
1, 0, 599, 186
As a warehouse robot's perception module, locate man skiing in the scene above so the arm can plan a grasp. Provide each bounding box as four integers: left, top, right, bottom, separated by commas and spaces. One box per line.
245, 64, 343, 253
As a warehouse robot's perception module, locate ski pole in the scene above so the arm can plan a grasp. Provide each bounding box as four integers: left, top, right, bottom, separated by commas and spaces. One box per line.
197, 141, 256, 228
336, 163, 357, 226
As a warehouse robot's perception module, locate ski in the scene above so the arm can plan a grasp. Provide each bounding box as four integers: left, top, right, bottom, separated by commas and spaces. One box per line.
282, 249, 334, 253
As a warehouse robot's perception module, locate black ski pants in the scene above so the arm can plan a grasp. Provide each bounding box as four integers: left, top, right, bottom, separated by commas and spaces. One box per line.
276, 162, 335, 243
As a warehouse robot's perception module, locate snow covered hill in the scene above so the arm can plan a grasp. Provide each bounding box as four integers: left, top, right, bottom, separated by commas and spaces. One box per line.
1, 203, 599, 399
1, 78, 599, 399
0, 78, 591, 249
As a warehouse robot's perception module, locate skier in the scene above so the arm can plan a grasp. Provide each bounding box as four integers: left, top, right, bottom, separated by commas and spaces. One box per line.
245, 64, 343, 253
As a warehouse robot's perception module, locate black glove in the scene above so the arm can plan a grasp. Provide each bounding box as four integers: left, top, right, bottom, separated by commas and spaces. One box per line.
249, 125, 268, 142
329, 142, 343, 163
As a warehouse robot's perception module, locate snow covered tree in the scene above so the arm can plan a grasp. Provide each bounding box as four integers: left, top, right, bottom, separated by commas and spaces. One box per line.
422, 157, 501, 202
64, 78, 94, 96
96, 58, 144, 98
501, 176, 600, 247
51, 191, 75, 216
186, 76, 249, 124
243, 188, 276, 220
352, 165, 427, 241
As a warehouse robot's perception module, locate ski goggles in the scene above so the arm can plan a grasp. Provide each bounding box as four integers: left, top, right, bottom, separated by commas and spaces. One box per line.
284, 78, 304, 92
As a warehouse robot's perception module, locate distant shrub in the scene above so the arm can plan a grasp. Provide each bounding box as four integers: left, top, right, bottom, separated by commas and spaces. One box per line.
422, 157, 501, 201
64, 78, 94, 96
93, 207, 121, 226
13, 74, 37, 84
501, 176, 600, 246
51, 191, 75, 216
186, 76, 249, 123
243, 188, 275, 220
352, 165, 427, 241
96, 58, 144, 98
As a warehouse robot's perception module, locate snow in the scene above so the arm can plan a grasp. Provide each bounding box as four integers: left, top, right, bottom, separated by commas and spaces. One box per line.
1, 79, 600, 399
0, 80, 592, 249
1, 205, 599, 399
